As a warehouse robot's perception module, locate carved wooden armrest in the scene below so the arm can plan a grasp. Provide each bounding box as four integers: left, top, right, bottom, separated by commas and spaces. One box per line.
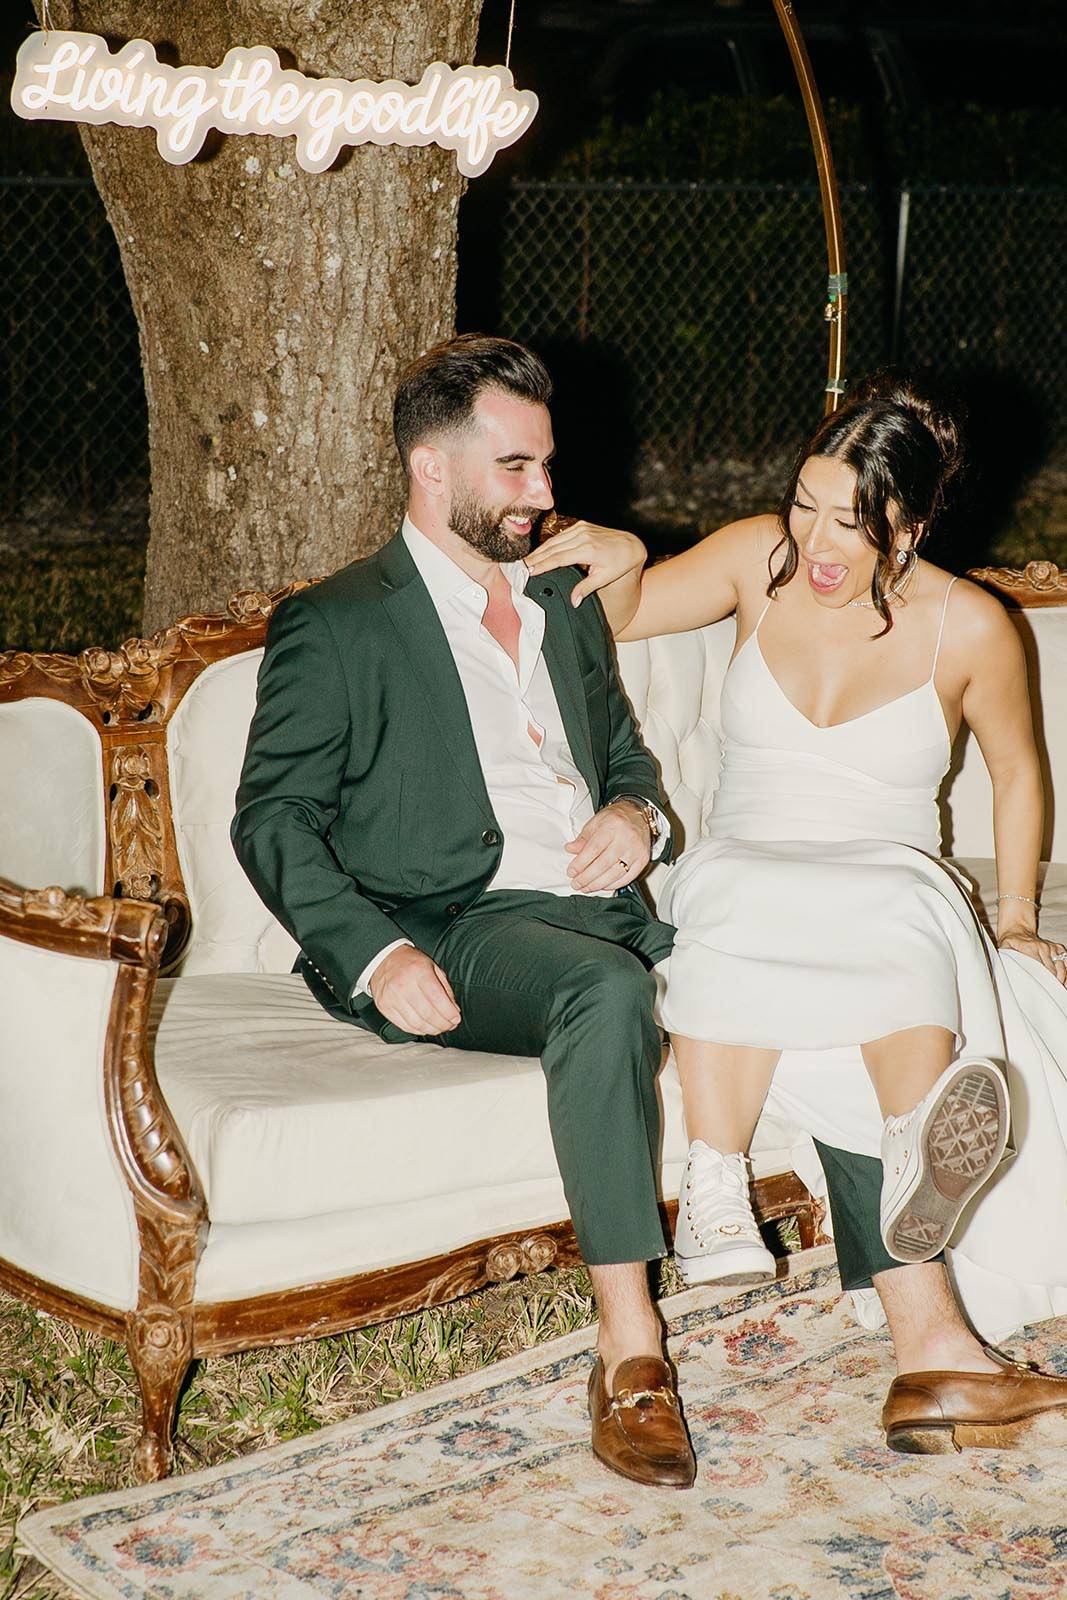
0, 876, 168, 966
0, 875, 207, 1482
0, 872, 204, 1276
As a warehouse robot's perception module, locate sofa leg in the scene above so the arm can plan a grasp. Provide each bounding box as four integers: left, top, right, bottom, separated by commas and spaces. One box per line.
796, 1195, 833, 1251
127, 1306, 193, 1482
796, 1202, 817, 1251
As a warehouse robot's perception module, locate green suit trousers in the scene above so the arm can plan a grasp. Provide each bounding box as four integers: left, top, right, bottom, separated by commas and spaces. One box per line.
361, 888, 674, 1266
357, 887, 897, 1283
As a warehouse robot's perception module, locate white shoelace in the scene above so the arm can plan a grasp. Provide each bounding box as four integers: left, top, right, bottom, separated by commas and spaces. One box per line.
685, 1150, 760, 1247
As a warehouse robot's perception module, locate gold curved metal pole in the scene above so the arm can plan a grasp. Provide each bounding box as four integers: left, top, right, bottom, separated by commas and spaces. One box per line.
771, 0, 847, 412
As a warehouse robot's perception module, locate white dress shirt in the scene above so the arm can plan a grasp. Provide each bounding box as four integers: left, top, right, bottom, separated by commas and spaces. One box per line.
355, 517, 667, 995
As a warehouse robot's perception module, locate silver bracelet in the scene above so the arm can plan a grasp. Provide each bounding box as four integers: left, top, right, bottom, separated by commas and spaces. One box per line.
997, 893, 1039, 908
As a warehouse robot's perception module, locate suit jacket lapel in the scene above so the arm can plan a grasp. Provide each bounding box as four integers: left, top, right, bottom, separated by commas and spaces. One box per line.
377, 534, 495, 823
526, 578, 599, 803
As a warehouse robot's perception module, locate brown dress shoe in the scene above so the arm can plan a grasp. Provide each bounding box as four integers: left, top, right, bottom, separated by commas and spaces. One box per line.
588, 1354, 696, 1488
883, 1363, 1067, 1453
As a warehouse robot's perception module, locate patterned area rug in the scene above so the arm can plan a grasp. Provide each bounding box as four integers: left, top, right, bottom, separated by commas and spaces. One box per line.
19, 1249, 1067, 1600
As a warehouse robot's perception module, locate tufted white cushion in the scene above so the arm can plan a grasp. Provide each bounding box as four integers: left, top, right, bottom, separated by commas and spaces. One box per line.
0, 698, 105, 896
616, 624, 736, 904
167, 654, 299, 977
944, 608, 1067, 862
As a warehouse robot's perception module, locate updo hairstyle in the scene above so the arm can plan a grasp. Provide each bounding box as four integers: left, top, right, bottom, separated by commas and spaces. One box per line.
769, 371, 966, 633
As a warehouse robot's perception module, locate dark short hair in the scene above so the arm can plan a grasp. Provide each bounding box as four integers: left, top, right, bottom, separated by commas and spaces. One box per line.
770, 370, 966, 633
393, 333, 553, 472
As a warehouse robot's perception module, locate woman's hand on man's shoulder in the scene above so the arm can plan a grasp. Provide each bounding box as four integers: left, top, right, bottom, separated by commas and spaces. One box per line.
524, 519, 647, 607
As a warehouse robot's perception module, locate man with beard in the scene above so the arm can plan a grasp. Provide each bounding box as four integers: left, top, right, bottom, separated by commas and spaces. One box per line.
234, 333, 699, 1487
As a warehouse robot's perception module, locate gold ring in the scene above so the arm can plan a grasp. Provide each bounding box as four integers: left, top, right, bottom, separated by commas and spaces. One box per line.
618, 858, 629, 869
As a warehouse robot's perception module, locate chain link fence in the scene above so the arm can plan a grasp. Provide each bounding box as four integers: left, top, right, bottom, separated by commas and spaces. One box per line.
896, 184, 1067, 445
1, 174, 1065, 533
495, 180, 884, 464
0, 176, 147, 527
496, 179, 1067, 469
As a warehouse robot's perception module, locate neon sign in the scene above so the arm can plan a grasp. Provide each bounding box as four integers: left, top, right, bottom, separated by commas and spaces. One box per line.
11, 31, 538, 178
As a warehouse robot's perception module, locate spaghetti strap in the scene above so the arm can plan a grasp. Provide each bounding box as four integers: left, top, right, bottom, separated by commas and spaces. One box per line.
930, 576, 958, 680
753, 596, 774, 635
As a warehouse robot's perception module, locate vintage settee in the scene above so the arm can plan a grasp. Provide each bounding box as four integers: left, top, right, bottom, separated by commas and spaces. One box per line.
2, 557, 1065, 1481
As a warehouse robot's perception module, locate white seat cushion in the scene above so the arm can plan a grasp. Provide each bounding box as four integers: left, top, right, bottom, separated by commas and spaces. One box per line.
151, 972, 797, 1231
154, 858, 1065, 1243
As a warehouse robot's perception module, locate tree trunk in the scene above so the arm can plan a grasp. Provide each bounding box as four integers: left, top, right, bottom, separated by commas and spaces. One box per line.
36, 2, 483, 630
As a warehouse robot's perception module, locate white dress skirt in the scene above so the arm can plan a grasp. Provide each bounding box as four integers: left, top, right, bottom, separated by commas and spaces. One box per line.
658, 589, 1067, 1341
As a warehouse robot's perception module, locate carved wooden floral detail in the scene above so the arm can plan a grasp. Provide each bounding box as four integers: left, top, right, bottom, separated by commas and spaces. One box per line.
969, 560, 1067, 604
110, 747, 166, 900
0, 880, 113, 932
485, 1234, 559, 1283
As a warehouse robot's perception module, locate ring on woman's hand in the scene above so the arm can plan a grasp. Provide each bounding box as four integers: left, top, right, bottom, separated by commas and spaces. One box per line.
618, 858, 629, 869
1054, 952, 1067, 964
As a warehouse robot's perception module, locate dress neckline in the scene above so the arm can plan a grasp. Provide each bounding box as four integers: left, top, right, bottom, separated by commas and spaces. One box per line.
746, 630, 950, 738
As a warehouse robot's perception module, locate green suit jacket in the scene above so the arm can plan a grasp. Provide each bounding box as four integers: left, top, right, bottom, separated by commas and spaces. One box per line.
231, 530, 670, 1024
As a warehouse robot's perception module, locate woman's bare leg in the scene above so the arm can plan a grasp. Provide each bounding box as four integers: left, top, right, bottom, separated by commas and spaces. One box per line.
861, 1026, 955, 1116
671, 1036, 781, 1151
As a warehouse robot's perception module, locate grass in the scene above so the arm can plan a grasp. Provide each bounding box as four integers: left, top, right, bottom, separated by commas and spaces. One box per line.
0, 543, 146, 655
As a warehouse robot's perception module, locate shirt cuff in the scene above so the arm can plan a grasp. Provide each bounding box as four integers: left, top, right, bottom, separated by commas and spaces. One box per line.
648, 802, 670, 861
353, 938, 415, 1001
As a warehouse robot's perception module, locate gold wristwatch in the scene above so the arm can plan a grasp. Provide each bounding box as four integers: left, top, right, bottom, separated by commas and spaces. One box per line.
613, 794, 662, 849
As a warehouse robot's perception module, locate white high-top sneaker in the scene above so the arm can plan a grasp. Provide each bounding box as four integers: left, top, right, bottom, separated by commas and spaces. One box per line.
674, 1141, 777, 1287
880, 1057, 1009, 1263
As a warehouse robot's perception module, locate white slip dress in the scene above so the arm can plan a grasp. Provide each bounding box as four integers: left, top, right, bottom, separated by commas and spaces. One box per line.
659, 580, 1067, 1340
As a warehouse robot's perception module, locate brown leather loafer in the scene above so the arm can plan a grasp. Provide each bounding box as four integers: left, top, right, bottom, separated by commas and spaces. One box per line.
883, 1363, 1067, 1453
588, 1354, 696, 1488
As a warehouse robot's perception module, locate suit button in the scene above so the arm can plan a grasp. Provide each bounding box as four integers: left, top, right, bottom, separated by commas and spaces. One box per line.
446, 902, 462, 917
481, 828, 500, 846
541, 585, 554, 598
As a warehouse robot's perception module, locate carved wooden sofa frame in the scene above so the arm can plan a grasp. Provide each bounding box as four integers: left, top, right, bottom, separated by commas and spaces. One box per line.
0, 558, 1061, 1482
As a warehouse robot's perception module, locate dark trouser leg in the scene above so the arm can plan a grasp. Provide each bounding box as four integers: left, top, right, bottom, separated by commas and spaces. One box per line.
814, 1139, 944, 1290
433, 893, 672, 1266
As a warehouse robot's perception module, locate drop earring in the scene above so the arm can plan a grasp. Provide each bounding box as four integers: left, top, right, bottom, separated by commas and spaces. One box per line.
896, 547, 910, 565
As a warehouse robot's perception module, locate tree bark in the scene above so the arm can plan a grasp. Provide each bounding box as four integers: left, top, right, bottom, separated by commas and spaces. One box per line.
36, 2, 483, 630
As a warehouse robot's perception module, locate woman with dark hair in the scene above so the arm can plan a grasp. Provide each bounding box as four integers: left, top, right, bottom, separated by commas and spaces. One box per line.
527, 371, 1067, 1340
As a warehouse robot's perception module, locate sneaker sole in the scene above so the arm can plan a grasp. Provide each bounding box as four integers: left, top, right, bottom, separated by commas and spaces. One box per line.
674, 1250, 777, 1289
885, 1062, 1009, 1263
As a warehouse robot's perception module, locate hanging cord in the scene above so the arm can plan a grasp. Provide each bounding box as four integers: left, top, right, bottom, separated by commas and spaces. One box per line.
505, 0, 517, 70
41, 0, 55, 27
